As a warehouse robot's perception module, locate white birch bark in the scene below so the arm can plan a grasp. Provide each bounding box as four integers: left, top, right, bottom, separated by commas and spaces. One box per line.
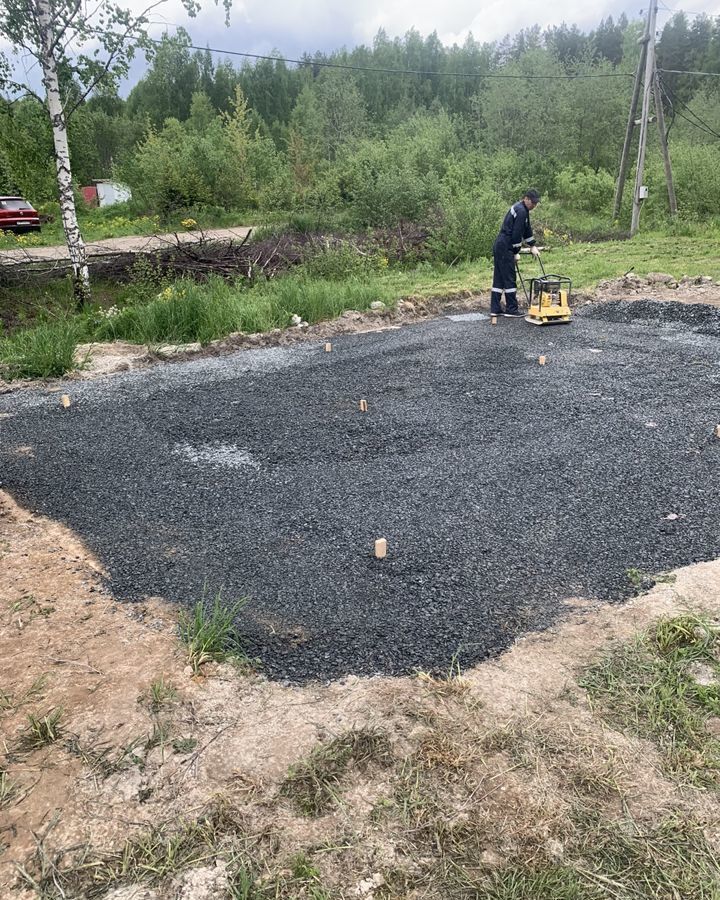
36, 0, 91, 304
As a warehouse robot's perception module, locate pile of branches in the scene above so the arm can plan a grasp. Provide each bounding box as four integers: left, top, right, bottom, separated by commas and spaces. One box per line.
0, 222, 431, 289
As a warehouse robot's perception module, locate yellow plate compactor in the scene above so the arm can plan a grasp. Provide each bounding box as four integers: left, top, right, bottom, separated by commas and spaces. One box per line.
517, 257, 572, 326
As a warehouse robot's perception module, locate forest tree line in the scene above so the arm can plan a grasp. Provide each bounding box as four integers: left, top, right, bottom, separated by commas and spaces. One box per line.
1, 11, 719, 240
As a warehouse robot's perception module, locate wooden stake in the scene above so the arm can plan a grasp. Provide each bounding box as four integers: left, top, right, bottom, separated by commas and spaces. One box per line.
324, 342, 332, 352
374, 538, 387, 559
359, 399, 368, 412
539, 356, 547, 366
60, 394, 71, 408
491, 316, 497, 326
714, 424, 720, 439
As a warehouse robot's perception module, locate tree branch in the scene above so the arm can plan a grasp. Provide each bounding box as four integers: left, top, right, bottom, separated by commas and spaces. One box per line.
63, 0, 167, 116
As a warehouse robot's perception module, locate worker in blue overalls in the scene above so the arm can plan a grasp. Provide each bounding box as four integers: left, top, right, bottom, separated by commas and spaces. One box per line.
491, 189, 541, 317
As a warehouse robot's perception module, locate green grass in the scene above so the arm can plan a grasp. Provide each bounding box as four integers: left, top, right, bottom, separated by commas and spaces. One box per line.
472, 815, 720, 900
0, 318, 81, 380
92, 272, 396, 346
178, 591, 249, 673
0, 768, 18, 809
19, 808, 239, 899
281, 727, 393, 816
139, 677, 178, 712
19, 708, 64, 750
3, 224, 720, 382
581, 615, 720, 786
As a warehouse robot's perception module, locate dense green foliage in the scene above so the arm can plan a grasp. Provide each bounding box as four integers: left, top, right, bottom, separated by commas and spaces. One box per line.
0, 13, 719, 253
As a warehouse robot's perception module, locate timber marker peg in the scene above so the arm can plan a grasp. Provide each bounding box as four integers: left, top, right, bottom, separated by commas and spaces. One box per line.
491, 316, 497, 326
539, 355, 547, 366
359, 399, 368, 412
60, 394, 71, 408
715, 424, 720, 439
374, 538, 387, 559
324, 342, 332, 352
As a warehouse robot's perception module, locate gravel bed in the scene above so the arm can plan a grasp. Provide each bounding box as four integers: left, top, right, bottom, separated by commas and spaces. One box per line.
1, 300, 719, 681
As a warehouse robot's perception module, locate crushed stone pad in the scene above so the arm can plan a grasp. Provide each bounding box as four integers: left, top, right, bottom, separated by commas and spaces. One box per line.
1, 302, 719, 682
446, 312, 489, 322
583, 297, 720, 336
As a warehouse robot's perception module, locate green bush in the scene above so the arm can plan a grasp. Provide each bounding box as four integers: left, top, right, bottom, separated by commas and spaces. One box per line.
555, 165, 615, 213
427, 188, 506, 262
300, 242, 387, 280
669, 143, 720, 219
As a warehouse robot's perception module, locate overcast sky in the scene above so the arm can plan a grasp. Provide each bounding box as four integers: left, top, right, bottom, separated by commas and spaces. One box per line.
4, 0, 720, 93
143, 0, 720, 58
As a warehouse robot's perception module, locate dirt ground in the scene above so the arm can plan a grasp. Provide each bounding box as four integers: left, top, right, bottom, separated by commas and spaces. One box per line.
2, 486, 719, 898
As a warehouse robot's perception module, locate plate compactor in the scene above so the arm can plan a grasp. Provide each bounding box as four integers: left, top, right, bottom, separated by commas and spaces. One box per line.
517, 255, 572, 326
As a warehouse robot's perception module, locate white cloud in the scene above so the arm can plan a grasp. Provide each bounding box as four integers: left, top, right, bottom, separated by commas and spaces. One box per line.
144, 0, 720, 57
5, 0, 720, 95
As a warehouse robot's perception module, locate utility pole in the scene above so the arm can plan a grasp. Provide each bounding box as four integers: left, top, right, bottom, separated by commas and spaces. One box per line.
631, 1, 658, 235
653, 68, 677, 218
613, 38, 647, 220
615, 3, 677, 231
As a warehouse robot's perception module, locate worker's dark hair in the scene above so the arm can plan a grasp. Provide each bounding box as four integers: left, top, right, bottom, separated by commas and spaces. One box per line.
524, 189, 541, 203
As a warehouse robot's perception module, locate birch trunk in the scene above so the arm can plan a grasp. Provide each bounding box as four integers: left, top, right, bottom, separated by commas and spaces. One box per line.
35, 0, 91, 306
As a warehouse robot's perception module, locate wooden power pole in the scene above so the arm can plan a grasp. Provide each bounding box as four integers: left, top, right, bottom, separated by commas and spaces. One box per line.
631, 1, 659, 235
613, 38, 647, 220
614, 2, 677, 232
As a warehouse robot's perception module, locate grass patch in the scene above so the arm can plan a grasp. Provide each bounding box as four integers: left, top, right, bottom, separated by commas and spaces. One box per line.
139, 676, 177, 712
178, 591, 249, 673
18, 805, 243, 899
65, 734, 145, 779
4, 224, 720, 382
19, 708, 64, 750
92, 272, 395, 346
17, 802, 335, 900
171, 736, 198, 755
0, 674, 47, 714
581, 615, 720, 786
474, 816, 720, 899
0, 768, 18, 809
280, 727, 393, 816
0, 318, 80, 380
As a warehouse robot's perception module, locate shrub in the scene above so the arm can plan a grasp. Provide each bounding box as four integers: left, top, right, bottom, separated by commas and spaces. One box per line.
555, 165, 615, 214
669, 143, 720, 219
427, 187, 506, 262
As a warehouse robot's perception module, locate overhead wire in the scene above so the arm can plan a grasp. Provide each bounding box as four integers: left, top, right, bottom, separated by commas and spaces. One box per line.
90, 31, 635, 79
658, 73, 720, 138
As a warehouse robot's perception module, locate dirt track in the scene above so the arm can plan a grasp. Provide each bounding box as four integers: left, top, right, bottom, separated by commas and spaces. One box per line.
0, 226, 253, 262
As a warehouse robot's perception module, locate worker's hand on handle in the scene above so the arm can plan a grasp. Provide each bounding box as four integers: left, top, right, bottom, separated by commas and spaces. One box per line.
514, 254, 520, 262
531, 245, 541, 258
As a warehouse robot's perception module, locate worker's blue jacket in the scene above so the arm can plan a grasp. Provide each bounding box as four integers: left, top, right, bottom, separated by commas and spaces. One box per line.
495, 201, 536, 253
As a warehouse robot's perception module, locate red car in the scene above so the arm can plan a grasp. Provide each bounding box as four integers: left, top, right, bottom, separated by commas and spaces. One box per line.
0, 196, 41, 234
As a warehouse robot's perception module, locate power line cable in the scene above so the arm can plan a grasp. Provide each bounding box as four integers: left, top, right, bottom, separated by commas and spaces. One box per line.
658, 66, 720, 75
110, 34, 637, 79
658, 2, 717, 17
659, 74, 720, 137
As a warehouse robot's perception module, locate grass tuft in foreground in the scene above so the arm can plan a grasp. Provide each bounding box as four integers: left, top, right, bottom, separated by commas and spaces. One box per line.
580, 614, 720, 785
19, 708, 64, 750
0, 319, 80, 380
178, 591, 249, 673
281, 727, 393, 816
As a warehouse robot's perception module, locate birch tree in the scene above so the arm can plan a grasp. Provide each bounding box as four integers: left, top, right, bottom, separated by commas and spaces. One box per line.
0, 0, 230, 305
